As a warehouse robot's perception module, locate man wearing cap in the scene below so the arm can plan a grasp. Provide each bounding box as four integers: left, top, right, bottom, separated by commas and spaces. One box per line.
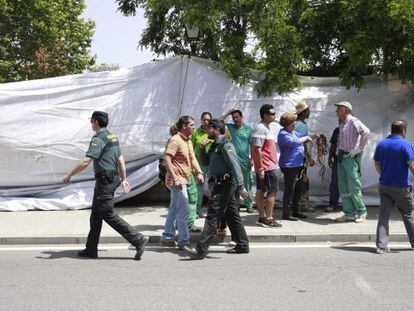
63, 111, 147, 260
334, 101, 370, 223
183, 119, 250, 259
294, 100, 316, 216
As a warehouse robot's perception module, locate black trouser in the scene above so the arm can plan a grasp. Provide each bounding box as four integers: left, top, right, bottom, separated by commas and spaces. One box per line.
196, 178, 249, 255
85, 173, 144, 251
281, 166, 304, 217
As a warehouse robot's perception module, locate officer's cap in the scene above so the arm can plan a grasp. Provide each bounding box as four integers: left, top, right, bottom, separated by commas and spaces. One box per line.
91, 111, 108, 120
209, 118, 225, 130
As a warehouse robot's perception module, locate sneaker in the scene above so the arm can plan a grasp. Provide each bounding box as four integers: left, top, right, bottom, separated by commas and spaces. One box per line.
161, 240, 177, 247
189, 225, 202, 233
334, 215, 355, 223
376, 247, 390, 254
355, 214, 367, 223
325, 206, 335, 212
256, 217, 270, 228
265, 218, 282, 227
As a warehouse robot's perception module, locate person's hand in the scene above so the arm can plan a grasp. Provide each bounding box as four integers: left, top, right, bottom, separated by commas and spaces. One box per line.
122, 179, 131, 194
308, 158, 316, 167
63, 175, 71, 184
348, 147, 362, 157
239, 188, 249, 200
173, 179, 182, 191
310, 134, 319, 140
328, 156, 335, 168
258, 169, 265, 180
200, 140, 211, 149
196, 173, 204, 184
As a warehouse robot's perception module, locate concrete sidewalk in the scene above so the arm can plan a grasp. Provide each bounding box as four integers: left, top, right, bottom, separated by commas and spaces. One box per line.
0, 205, 411, 245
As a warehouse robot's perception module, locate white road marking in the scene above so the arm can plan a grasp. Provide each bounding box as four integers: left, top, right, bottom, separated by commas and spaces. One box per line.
0, 243, 411, 252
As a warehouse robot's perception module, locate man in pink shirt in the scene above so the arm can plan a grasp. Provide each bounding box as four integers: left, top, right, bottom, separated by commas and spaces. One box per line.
334, 101, 370, 223
252, 104, 282, 228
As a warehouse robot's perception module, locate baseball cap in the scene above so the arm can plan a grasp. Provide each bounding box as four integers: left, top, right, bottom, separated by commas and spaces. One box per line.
334, 101, 352, 111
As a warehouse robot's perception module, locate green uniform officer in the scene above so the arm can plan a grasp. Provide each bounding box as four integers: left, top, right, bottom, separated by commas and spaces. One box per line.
63, 111, 147, 260
183, 119, 249, 259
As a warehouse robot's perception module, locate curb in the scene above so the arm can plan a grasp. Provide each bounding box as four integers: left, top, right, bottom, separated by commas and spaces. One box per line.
0, 233, 410, 246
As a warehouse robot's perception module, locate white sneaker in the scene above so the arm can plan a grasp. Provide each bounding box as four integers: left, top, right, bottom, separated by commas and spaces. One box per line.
335, 215, 355, 222
355, 214, 367, 223
376, 247, 390, 254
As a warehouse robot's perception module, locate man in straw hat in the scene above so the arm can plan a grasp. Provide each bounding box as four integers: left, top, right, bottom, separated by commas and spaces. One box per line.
293, 100, 316, 216
334, 101, 370, 223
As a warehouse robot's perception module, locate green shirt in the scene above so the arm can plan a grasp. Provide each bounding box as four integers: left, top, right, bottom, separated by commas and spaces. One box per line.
86, 128, 121, 174
226, 123, 252, 164
191, 126, 213, 164
207, 136, 244, 189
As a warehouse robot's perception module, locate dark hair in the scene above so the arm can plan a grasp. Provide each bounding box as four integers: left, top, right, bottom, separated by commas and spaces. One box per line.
260, 104, 274, 119
93, 115, 108, 128
211, 125, 225, 135
231, 110, 243, 117
176, 116, 194, 131
391, 119, 407, 134
200, 112, 212, 119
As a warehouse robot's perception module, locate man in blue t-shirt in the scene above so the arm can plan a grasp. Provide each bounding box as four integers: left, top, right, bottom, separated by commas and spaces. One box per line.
373, 119, 414, 254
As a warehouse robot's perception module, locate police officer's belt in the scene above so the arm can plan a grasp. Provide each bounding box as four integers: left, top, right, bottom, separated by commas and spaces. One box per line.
208, 173, 232, 185
95, 170, 118, 179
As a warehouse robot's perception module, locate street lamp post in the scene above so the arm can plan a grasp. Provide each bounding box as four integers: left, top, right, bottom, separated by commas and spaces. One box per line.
185, 24, 199, 55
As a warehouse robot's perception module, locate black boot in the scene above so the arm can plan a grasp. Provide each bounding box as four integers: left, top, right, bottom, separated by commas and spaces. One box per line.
77, 248, 98, 258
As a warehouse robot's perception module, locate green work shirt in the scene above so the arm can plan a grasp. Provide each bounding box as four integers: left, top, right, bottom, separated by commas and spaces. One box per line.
85, 128, 121, 174
191, 126, 213, 163
207, 136, 244, 189
226, 123, 252, 164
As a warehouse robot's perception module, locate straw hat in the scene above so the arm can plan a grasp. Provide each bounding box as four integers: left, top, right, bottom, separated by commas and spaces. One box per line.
294, 100, 311, 115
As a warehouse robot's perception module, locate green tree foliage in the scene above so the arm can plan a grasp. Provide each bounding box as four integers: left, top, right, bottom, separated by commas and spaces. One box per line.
89, 63, 120, 72
116, 0, 414, 95
0, 0, 95, 83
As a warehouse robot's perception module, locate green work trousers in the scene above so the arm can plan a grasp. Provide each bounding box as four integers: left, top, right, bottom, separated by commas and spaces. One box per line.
196, 165, 209, 213
187, 174, 198, 227
337, 155, 367, 217
240, 162, 254, 208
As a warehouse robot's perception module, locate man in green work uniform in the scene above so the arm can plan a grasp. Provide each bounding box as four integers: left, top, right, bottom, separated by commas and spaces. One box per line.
183, 119, 250, 259
63, 111, 147, 260
220, 108, 254, 213
191, 112, 214, 218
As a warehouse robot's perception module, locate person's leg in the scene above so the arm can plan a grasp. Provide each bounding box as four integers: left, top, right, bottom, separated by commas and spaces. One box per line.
337, 158, 355, 218
175, 184, 190, 246
329, 160, 340, 207
187, 175, 198, 229
281, 167, 296, 218
264, 170, 278, 219
225, 183, 249, 252
297, 167, 309, 212
240, 162, 254, 209
376, 185, 395, 249
85, 189, 103, 253
196, 183, 229, 255
345, 156, 366, 216
393, 186, 414, 247
196, 165, 208, 215
161, 186, 178, 242
255, 190, 266, 219
291, 167, 306, 215
265, 192, 276, 219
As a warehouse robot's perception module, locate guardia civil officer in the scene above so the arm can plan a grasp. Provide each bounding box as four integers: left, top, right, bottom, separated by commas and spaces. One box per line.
183, 119, 249, 259
63, 111, 147, 260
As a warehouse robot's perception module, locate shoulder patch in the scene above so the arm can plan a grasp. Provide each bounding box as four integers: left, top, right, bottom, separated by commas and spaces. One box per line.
107, 134, 118, 143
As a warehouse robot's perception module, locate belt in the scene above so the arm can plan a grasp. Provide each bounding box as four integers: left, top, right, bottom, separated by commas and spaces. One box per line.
95, 170, 118, 179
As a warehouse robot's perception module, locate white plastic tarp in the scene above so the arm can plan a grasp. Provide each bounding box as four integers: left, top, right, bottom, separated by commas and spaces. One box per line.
0, 56, 413, 211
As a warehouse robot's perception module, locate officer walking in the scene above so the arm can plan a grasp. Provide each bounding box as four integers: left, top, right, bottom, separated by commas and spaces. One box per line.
63, 111, 147, 260
183, 119, 250, 259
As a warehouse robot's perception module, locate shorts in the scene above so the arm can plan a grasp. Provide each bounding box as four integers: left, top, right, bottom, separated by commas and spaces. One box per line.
256, 169, 278, 193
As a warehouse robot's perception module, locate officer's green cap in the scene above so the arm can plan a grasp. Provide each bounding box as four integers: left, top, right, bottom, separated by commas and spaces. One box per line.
91, 111, 108, 119
210, 118, 225, 130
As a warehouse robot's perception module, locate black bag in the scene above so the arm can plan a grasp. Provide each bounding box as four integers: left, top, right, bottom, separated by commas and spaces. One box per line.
158, 157, 167, 181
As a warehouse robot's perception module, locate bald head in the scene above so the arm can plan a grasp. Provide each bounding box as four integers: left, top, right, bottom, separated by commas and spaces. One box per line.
391, 119, 407, 135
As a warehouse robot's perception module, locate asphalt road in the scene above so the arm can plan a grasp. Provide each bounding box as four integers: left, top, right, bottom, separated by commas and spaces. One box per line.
1, 243, 413, 311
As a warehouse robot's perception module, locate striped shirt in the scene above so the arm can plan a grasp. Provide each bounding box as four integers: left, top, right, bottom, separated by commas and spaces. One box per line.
252, 122, 279, 172
165, 132, 195, 185
338, 115, 370, 152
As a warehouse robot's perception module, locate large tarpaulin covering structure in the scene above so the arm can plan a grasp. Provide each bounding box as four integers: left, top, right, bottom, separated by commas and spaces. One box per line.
1, 56, 413, 211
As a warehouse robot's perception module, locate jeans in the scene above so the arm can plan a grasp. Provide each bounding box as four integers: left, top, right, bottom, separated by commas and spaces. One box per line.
329, 160, 340, 207
162, 184, 190, 246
